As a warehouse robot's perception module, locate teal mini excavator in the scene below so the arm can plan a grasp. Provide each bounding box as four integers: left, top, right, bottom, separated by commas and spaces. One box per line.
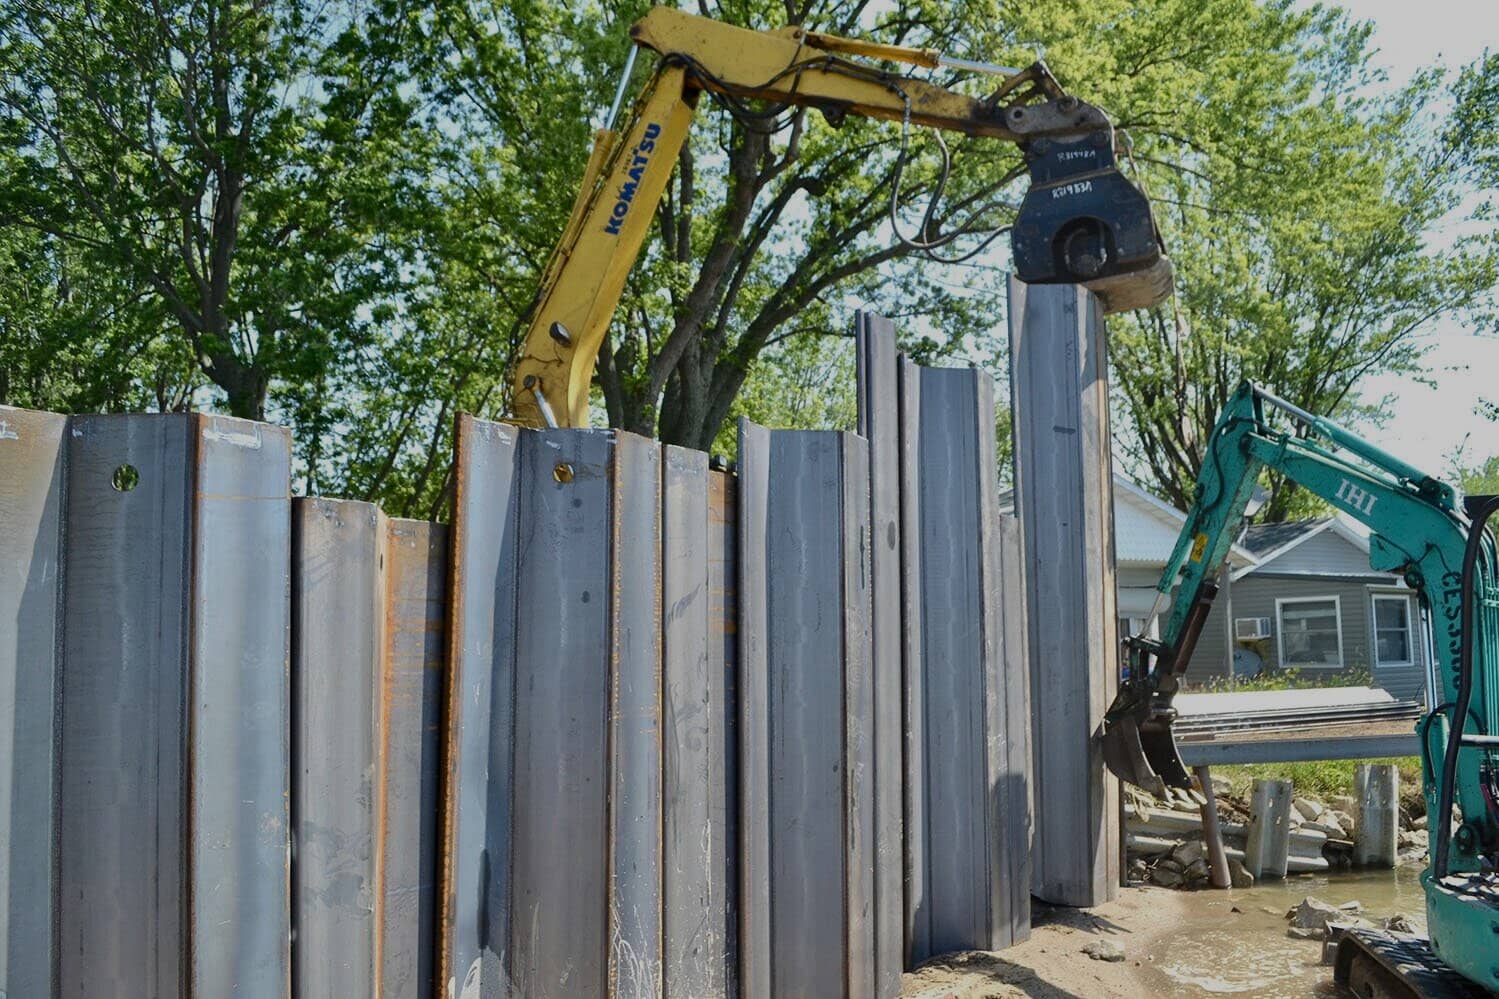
1102, 382, 1499, 998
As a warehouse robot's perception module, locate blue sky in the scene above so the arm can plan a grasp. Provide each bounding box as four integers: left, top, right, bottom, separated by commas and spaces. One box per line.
1335, 0, 1498, 474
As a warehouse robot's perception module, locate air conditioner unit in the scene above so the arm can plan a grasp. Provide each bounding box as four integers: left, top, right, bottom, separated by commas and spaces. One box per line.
1235, 616, 1272, 640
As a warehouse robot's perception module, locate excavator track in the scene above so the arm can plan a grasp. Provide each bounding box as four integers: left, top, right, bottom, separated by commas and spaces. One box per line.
1334, 929, 1496, 999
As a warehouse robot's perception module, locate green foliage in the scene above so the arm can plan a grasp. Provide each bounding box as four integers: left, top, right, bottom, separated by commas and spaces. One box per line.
2, 0, 1496, 520
1453, 453, 1499, 497
1217, 757, 1422, 807
1199, 665, 1374, 693
710, 333, 859, 457
1099, 6, 1499, 518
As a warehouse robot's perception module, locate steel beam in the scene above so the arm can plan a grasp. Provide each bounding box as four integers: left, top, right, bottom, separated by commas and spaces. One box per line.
380, 518, 447, 997
854, 313, 906, 993
293, 499, 383, 997
440, 416, 521, 997
1177, 734, 1421, 766
857, 317, 1032, 965
1008, 278, 1120, 906
442, 420, 669, 997
663, 446, 733, 997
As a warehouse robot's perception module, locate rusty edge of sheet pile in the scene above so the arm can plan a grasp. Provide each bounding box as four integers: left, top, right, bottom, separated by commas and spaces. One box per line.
291, 499, 446, 998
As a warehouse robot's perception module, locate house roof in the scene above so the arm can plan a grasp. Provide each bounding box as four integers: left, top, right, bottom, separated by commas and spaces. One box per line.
1230, 515, 1376, 581
1241, 520, 1325, 558
1112, 477, 1255, 569
1000, 475, 1255, 569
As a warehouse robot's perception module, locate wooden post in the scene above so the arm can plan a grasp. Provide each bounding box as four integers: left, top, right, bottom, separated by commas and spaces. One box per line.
1194, 766, 1231, 889
1354, 763, 1398, 868
1244, 778, 1293, 880
1009, 279, 1119, 906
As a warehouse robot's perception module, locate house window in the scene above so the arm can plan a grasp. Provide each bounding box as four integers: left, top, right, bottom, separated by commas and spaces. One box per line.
1373, 594, 1415, 667
1276, 596, 1343, 668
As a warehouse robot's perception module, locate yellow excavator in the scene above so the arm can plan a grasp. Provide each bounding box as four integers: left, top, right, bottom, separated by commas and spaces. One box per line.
509, 7, 1174, 429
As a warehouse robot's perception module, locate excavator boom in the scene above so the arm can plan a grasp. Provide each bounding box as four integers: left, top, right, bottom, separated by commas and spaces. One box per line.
510, 8, 1172, 428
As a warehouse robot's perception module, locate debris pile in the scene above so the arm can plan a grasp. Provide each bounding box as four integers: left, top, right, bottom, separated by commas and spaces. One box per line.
1124, 772, 1430, 890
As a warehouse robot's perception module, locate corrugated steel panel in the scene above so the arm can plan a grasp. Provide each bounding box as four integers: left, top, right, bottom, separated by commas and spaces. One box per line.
736, 420, 875, 997
56, 412, 291, 997
59, 415, 193, 998
190, 416, 292, 995
442, 419, 672, 998
662, 447, 733, 997
1008, 278, 1120, 907
708, 469, 739, 996
292, 499, 382, 997
885, 354, 1031, 960
854, 313, 905, 994
607, 432, 663, 996
440, 415, 520, 997
380, 518, 447, 998
0, 406, 66, 997
509, 428, 614, 994
895, 356, 929, 967
735, 421, 772, 999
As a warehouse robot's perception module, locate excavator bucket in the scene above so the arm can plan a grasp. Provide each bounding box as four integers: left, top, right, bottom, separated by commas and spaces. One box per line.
1101, 702, 1192, 800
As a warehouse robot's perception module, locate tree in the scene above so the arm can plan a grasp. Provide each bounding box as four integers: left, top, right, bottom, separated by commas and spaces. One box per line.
404, 0, 1025, 456
0, 0, 431, 420
1100, 14, 1498, 519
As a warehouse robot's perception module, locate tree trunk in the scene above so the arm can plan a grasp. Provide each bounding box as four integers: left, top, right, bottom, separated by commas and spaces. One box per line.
203, 348, 269, 421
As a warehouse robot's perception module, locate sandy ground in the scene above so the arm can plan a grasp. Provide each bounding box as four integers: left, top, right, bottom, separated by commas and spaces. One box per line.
901, 886, 1194, 999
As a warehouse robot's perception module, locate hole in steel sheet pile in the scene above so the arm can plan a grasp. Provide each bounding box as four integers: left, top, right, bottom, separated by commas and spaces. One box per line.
554, 462, 574, 483
111, 464, 139, 492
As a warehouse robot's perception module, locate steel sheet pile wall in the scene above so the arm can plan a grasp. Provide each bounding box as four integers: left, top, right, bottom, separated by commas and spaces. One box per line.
737, 420, 879, 997
3, 321, 1049, 999
854, 315, 1032, 964
0, 407, 292, 997
1008, 278, 1121, 906
292, 500, 446, 998
440, 416, 735, 999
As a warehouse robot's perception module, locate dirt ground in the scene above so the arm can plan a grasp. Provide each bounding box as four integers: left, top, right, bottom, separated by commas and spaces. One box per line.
901, 886, 1193, 999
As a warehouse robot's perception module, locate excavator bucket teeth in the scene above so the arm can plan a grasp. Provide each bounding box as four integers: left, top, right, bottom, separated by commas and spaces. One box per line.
1102, 713, 1166, 799
1102, 705, 1192, 797
1138, 718, 1192, 791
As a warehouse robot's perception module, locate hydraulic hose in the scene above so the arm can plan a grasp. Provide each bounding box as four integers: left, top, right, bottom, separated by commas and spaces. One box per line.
1435, 495, 1499, 878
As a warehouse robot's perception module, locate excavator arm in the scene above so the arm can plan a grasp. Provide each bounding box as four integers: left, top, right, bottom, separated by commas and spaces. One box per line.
1106, 381, 1499, 995
1104, 382, 1470, 797
510, 8, 1173, 428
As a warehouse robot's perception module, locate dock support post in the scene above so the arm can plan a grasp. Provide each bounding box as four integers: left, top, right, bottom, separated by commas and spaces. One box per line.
1244, 778, 1293, 880
1353, 763, 1398, 869
1194, 766, 1231, 889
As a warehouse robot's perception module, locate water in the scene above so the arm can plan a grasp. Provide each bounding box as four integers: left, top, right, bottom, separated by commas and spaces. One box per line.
1137, 865, 1429, 998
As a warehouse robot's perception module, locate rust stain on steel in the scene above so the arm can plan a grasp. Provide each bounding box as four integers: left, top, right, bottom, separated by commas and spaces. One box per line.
708, 471, 737, 636
380, 517, 447, 998
435, 415, 472, 997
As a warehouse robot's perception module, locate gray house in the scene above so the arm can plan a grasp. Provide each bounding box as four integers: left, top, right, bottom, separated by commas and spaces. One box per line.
1182, 518, 1430, 701
1006, 475, 1432, 701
